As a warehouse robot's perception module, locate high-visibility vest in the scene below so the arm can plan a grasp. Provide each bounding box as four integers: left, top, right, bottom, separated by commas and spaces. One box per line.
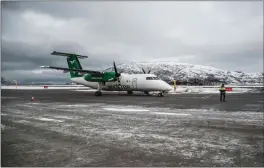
219, 87, 225, 91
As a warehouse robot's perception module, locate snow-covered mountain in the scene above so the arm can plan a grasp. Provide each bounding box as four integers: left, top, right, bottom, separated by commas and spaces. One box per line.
1, 77, 15, 85
105, 62, 263, 84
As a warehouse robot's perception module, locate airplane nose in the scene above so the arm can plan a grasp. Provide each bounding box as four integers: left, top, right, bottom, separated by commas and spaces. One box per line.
162, 82, 173, 91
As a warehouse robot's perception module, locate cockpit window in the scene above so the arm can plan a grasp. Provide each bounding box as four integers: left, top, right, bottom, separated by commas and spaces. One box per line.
146, 77, 153, 80
146, 77, 160, 80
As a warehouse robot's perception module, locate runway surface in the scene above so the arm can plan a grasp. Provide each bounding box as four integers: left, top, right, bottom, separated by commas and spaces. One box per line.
1, 89, 264, 166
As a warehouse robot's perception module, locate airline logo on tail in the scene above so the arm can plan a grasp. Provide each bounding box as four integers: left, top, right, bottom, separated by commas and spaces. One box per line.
69, 60, 76, 64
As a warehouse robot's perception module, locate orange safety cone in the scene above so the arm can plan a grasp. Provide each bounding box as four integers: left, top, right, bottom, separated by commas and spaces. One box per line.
31, 96, 35, 101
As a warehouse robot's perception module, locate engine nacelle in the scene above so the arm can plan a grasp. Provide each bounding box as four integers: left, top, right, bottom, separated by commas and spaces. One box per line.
84, 72, 117, 82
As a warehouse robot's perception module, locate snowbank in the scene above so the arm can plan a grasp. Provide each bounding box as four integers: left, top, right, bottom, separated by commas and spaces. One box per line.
169, 86, 261, 94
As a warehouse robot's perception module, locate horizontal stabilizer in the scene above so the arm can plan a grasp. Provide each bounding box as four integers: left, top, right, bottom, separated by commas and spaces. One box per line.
51, 51, 88, 59
40, 65, 101, 74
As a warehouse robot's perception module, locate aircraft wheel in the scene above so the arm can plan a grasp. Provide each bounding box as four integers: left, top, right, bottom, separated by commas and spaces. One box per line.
127, 91, 133, 94
158, 93, 164, 97
95, 91, 102, 96
144, 91, 150, 96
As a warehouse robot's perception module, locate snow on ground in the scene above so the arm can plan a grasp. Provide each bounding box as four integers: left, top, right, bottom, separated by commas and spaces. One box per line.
1, 86, 261, 94
73, 87, 260, 94
2, 85, 261, 94
2, 100, 263, 166
170, 86, 259, 94
1, 124, 6, 130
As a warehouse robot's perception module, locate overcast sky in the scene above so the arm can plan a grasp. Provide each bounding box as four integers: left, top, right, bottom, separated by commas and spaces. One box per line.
2, 1, 263, 83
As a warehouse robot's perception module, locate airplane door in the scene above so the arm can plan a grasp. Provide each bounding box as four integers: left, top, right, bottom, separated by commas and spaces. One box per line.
132, 78, 137, 89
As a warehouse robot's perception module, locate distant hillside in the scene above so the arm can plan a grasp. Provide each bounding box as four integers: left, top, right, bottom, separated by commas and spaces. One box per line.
1, 77, 15, 85
104, 62, 263, 85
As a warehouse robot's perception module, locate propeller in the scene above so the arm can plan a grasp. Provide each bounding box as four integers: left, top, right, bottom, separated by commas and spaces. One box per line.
113, 61, 121, 78
147, 69, 151, 74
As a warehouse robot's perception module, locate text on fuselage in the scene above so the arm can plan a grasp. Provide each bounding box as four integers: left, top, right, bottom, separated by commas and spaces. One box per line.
108, 84, 131, 90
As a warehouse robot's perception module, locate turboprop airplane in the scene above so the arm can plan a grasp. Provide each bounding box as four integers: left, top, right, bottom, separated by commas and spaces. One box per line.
40, 51, 172, 96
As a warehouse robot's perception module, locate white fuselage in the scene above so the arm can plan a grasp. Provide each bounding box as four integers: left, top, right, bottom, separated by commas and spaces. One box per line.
71, 73, 172, 92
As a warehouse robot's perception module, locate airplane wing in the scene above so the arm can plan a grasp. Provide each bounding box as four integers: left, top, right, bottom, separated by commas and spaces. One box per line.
40, 66, 102, 74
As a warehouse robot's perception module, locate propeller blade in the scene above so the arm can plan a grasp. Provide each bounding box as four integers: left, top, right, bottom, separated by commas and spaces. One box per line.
142, 68, 146, 74
113, 61, 117, 73
147, 69, 151, 74
113, 61, 120, 77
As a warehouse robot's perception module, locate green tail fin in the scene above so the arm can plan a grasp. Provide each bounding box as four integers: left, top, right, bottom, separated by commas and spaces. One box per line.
49, 51, 88, 78
66, 56, 84, 78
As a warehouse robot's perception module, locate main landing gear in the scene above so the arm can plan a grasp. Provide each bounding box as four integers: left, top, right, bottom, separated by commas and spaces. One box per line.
144, 91, 151, 96
95, 82, 102, 96
157, 92, 164, 97
143, 91, 164, 97
95, 91, 102, 96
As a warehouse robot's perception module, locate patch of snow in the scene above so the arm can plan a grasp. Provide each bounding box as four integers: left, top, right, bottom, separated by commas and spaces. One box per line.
1, 124, 6, 130
35, 117, 64, 123
52, 115, 79, 120
58, 104, 104, 108
103, 108, 149, 112
168, 86, 259, 94
15, 120, 31, 124
74, 89, 97, 92
153, 112, 190, 116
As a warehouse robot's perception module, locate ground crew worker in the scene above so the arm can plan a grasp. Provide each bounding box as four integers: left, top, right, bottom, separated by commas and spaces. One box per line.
219, 83, 226, 102
174, 80, 176, 92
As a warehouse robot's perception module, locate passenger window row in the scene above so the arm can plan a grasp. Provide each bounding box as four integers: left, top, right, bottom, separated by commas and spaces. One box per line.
146, 77, 160, 80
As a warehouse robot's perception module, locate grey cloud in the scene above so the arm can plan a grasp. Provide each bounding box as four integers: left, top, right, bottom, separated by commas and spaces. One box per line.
1, 1, 263, 82
2, 39, 57, 70
1, 39, 116, 71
